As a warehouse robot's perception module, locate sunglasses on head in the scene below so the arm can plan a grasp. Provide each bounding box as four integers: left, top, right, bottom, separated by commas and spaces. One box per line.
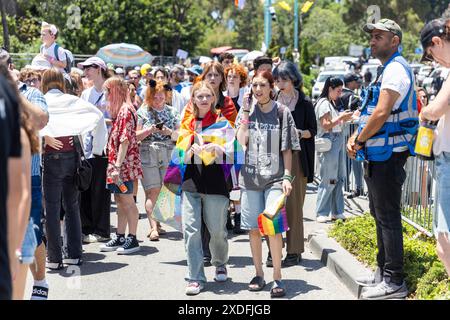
84, 65, 99, 70
148, 79, 172, 91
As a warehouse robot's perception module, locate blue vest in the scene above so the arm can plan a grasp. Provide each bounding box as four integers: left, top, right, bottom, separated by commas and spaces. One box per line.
357, 52, 418, 162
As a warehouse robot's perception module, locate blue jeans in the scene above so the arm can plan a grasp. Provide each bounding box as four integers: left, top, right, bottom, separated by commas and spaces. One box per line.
182, 192, 229, 283
30, 175, 43, 246
434, 152, 450, 237
350, 159, 363, 191
316, 132, 345, 217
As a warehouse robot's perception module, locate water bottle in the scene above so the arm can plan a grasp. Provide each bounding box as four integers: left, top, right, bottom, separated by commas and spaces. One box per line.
107, 177, 128, 193
415, 121, 436, 160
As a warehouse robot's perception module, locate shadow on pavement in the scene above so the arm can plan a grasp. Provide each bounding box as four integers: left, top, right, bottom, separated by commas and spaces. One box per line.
47, 262, 128, 277
82, 252, 107, 262
298, 258, 326, 272
228, 255, 255, 268
161, 259, 188, 267
279, 279, 322, 299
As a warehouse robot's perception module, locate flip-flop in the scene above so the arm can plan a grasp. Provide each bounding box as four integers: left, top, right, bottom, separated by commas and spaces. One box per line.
248, 276, 266, 291
270, 280, 286, 298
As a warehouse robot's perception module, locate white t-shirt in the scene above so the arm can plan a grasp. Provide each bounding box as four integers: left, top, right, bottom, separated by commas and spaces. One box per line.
315, 98, 342, 137
433, 75, 450, 156
40, 42, 67, 73
379, 61, 411, 152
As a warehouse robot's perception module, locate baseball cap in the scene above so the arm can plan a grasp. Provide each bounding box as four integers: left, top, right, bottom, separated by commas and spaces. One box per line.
187, 65, 203, 76
344, 73, 360, 84
115, 67, 124, 75
420, 19, 447, 62
141, 63, 152, 76
77, 57, 107, 71
28, 55, 52, 70
363, 18, 402, 42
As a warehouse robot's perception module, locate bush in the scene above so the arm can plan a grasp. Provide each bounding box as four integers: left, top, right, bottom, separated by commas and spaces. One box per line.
329, 213, 449, 299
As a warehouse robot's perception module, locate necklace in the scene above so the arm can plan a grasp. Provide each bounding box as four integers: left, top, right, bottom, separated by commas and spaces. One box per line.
258, 99, 273, 111
280, 90, 298, 110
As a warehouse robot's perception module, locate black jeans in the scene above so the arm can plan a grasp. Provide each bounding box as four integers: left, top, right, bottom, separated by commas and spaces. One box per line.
79, 156, 111, 238
365, 151, 409, 285
43, 152, 82, 262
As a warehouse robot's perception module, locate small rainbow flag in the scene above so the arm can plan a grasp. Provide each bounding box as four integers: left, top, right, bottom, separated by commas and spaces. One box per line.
258, 207, 289, 236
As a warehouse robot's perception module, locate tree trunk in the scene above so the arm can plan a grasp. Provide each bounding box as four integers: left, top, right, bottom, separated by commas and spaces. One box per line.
0, 0, 9, 51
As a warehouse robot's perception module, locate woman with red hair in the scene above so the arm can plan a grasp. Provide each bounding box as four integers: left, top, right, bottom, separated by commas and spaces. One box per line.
100, 77, 143, 254
136, 80, 180, 241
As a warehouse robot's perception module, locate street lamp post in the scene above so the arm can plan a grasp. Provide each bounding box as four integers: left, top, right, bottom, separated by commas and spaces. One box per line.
264, 0, 271, 52
293, 0, 300, 63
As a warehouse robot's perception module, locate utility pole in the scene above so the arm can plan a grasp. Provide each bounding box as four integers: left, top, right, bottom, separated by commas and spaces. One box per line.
0, 0, 9, 51
264, 0, 271, 52
293, 0, 299, 63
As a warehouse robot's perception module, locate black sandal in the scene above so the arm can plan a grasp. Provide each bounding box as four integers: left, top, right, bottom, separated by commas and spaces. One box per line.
248, 276, 266, 291
270, 280, 286, 298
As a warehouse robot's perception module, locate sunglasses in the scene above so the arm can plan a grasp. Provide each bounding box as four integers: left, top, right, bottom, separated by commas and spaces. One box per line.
25, 78, 39, 85
148, 79, 172, 91
84, 65, 99, 70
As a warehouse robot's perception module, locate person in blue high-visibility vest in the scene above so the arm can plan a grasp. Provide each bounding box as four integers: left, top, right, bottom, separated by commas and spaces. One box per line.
347, 19, 418, 300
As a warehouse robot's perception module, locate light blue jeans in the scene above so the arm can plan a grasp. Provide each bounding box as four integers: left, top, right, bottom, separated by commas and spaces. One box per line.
434, 152, 450, 237
316, 132, 346, 217
182, 192, 229, 283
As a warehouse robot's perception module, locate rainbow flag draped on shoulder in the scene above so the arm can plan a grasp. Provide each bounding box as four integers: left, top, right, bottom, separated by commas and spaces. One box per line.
152, 111, 244, 232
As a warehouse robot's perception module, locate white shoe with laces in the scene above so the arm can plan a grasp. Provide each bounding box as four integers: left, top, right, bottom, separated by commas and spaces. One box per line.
331, 213, 346, 221
316, 216, 329, 223
185, 281, 204, 295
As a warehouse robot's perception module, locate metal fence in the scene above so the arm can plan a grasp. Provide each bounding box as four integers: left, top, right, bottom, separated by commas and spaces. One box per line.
315, 123, 436, 236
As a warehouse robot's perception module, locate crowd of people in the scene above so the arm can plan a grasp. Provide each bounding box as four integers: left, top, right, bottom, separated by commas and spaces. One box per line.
1, 17, 450, 301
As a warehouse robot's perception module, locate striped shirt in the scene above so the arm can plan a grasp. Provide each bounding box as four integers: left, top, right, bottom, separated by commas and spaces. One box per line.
19, 83, 48, 177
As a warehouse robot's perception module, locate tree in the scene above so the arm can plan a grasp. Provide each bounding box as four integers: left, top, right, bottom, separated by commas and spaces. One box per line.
300, 39, 311, 75
0, 0, 9, 50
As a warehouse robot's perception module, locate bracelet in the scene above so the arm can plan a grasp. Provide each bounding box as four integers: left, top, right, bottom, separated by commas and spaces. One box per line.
243, 109, 250, 113
240, 119, 250, 125
283, 174, 294, 182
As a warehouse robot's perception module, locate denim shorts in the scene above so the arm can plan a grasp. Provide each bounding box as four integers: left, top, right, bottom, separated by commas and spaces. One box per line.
240, 185, 283, 230
140, 141, 173, 190
434, 152, 450, 237
107, 180, 134, 194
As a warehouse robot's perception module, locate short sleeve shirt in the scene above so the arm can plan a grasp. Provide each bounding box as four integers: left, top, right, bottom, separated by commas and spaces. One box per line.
107, 106, 143, 182
137, 104, 180, 143
237, 102, 300, 191
41, 43, 67, 73
315, 98, 342, 137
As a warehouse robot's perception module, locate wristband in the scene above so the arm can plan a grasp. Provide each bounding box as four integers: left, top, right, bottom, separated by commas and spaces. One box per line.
240, 119, 250, 125
283, 175, 294, 182
243, 109, 250, 113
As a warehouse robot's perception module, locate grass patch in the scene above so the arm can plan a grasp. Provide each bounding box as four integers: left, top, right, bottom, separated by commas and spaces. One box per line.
329, 213, 449, 299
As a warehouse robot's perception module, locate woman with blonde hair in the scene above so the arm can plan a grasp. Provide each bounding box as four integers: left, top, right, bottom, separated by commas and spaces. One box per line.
180, 81, 236, 295
100, 77, 143, 254
136, 80, 180, 241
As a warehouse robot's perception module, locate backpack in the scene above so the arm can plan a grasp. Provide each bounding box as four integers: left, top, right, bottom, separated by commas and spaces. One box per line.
40, 44, 73, 73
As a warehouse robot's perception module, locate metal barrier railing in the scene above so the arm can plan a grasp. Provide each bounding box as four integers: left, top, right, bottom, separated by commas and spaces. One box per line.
314, 123, 435, 236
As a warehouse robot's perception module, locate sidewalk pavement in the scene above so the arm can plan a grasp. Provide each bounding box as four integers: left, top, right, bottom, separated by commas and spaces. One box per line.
23, 184, 369, 300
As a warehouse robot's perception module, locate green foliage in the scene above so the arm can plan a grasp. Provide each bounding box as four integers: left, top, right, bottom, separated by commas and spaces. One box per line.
300, 39, 311, 75
329, 213, 449, 299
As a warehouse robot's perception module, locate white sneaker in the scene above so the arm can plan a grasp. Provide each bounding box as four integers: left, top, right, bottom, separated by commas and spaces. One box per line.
331, 213, 346, 221
360, 280, 408, 300
214, 266, 228, 282
185, 281, 204, 295
83, 234, 98, 244
316, 216, 329, 223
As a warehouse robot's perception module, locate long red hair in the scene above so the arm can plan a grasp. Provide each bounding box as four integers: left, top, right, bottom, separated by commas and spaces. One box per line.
104, 77, 130, 118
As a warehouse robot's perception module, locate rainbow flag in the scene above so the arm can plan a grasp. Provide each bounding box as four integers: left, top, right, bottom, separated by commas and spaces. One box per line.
258, 207, 289, 236
154, 111, 243, 230
257, 193, 289, 236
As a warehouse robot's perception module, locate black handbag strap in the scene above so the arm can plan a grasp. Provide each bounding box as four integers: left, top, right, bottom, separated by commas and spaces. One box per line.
73, 135, 87, 164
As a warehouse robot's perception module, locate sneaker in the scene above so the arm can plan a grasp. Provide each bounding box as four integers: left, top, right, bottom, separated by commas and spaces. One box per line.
117, 236, 140, 255
46, 261, 64, 270
63, 258, 83, 266
356, 267, 383, 287
331, 213, 346, 221
282, 253, 301, 267
83, 234, 98, 244
203, 256, 212, 267
347, 189, 361, 199
316, 216, 329, 223
185, 281, 204, 296
31, 286, 49, 300
92, 234, 110, 242
214, 266, 228, 282
100, 234, 125, 252
360, 279, 408, 300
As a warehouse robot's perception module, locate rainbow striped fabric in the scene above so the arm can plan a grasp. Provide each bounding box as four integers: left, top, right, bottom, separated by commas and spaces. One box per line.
257, 193, 290, 236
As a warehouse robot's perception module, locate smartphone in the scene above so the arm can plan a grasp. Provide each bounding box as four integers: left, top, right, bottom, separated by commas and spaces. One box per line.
155, 121, 165, 130
247, 91, 253, 107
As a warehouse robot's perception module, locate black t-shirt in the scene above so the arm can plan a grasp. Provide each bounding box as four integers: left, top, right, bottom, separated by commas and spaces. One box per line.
0, 75, 21, 300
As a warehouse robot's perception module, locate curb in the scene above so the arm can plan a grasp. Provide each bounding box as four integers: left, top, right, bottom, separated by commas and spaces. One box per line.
308, 232, 371, 299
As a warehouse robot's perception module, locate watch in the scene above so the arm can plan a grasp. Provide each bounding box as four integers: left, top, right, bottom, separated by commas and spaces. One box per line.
355, 136, 365, 147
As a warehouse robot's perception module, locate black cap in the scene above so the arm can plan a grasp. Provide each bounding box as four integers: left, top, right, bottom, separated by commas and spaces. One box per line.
344, 73, 360, 84
253, 56, 273, 71
420, 19, 447, 62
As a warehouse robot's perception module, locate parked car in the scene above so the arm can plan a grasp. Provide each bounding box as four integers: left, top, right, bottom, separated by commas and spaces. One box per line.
361, 59, 382, 82
311, 70, 347, 103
